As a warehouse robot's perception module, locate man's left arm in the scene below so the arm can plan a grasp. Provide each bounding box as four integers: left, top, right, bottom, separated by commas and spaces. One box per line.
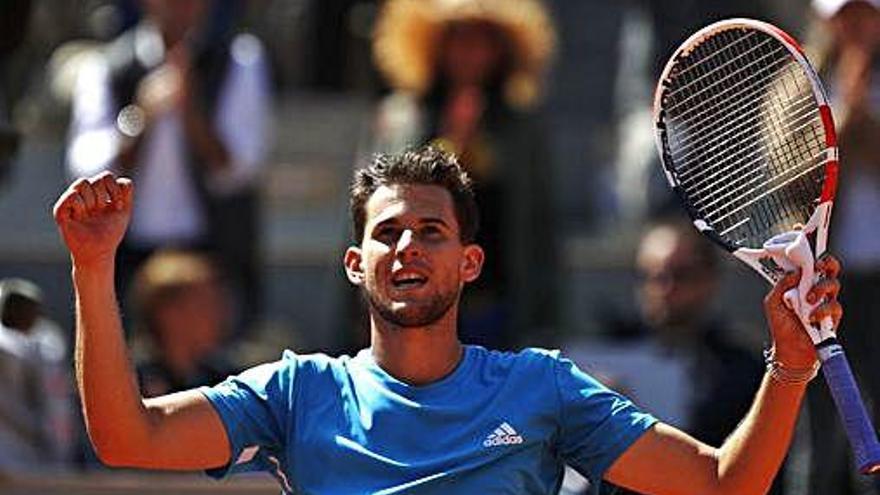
605, 256, 841, 495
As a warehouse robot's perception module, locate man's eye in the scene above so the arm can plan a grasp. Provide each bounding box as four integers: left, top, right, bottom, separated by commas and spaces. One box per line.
375, 228, 398, 241
422, 226, 444, 239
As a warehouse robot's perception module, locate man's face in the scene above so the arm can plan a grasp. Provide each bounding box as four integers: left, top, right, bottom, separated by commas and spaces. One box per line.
345, 184, 483, 328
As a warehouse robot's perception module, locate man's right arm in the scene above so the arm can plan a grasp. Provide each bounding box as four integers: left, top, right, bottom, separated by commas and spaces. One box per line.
55, 173, 230, 470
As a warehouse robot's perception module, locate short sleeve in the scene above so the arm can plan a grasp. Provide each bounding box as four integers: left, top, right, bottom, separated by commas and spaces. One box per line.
200, 351, 296, 479
554, 356, 657, 483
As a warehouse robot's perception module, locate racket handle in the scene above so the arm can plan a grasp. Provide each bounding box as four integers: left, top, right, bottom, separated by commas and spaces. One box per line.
818, 340, 880, 474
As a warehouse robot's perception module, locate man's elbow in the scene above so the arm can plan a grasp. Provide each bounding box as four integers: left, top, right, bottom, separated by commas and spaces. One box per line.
91, 439, 134, 468
93, 444, 132, 468
87, 424, 153, 468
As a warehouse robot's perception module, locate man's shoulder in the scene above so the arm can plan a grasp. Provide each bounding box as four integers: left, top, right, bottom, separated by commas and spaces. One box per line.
501, 346, 561, 361
275, 349, 354, 374
230, 349, 348, 380
470, 346, 564, 377
215, 350, 354, 400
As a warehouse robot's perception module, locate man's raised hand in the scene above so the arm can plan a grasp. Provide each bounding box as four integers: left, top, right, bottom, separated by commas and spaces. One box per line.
53, 172, 133, 266
763, 255, 843, 369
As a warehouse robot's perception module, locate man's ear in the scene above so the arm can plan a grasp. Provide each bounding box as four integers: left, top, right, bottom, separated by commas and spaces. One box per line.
344, 246, 365, 286
461, 244, 484, 283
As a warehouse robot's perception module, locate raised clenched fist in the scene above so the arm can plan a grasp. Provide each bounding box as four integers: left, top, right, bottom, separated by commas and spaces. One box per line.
53, 172, 134, 266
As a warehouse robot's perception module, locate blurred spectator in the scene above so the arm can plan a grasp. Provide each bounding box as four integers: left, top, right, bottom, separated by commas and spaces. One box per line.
586, 0, 767, 225
565, 219, 770, 494
130, 250, 238, 396
609, 221, 763, 445
624, 220, 763, 445
797, 1, 880, 493
0, 278, 74, 472
366, 0, 558, 349
307, 0, 379, 90
65, 0, 272, 335
0, 0, 32, 189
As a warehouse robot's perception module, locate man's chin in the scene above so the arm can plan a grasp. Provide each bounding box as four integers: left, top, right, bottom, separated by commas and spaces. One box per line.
382, 305, 447, 328
368, 294, 457, 328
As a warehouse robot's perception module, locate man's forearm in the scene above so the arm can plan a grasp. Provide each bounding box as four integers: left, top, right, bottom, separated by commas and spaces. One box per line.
605, 373, 808, 495
73, 258, 153, 465
715, 374, 808, 494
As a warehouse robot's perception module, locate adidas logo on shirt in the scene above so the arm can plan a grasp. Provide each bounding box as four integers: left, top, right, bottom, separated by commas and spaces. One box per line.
483, 422, 524, 447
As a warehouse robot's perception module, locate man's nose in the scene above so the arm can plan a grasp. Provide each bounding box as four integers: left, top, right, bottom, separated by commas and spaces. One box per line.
396, 229, 422, 258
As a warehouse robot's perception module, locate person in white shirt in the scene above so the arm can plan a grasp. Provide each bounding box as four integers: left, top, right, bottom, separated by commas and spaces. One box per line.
0, 278, 73, 472
66, 0, 271, 331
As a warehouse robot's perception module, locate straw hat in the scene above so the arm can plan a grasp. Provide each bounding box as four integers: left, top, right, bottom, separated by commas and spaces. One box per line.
373, 0, 556, 109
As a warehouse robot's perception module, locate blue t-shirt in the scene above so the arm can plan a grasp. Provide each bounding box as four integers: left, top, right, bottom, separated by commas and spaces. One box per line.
201, 346, 656, 494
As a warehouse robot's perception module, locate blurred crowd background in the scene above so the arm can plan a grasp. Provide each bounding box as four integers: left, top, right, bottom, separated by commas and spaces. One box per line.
0, 0, 879, 494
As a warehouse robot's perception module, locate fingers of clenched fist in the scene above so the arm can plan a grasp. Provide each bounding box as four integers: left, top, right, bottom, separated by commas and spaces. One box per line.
765, 255, 844, 329
815, 254, 841, 279
54, 172, 133, 224
764, 269, 816, 367
764, 254, 844, 368
809, 254, 843, 328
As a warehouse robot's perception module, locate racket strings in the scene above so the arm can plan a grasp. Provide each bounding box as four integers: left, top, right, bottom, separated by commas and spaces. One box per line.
666, 43, 787, 128
670, 36, 816, 186
712, 154, 827, 234
667, 45, 795, 154
660, 27, 826, 248
684, 106, 821, 205
666, 30, 760, 84
666, 55, 800, 174
700, 148, 824, 220
678, 94, 816, 190
664, 34, 774, 105
672, 91, 814, 168
671, 60, 816, 160
664, 31, 779, 121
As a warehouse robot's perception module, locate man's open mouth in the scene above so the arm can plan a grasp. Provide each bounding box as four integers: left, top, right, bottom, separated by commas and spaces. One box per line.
392, 271, 428, 289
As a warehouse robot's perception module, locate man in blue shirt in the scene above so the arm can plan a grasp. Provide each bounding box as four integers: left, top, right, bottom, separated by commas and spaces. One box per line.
53, 145, 842, 494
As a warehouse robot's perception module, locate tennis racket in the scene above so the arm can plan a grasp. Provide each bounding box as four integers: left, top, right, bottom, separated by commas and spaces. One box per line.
653, 18, 880, 474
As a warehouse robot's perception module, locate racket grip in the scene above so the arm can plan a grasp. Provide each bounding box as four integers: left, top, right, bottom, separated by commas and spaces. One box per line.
818, 340, 880, 474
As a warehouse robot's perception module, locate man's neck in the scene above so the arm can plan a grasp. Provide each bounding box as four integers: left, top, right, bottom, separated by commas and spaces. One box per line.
369, 311, 464, 386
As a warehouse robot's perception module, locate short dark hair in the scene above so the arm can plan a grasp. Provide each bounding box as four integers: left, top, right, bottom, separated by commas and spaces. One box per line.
350, 145, 479, 244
